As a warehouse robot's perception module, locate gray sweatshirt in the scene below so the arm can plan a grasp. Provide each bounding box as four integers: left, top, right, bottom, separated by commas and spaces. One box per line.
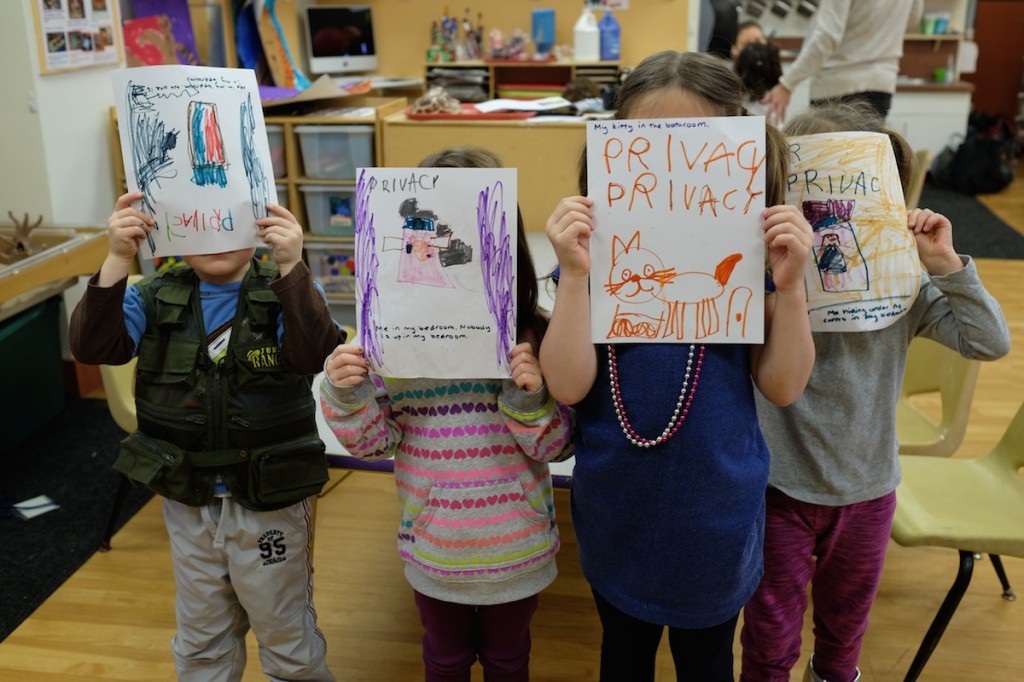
756, 257, 1011, 506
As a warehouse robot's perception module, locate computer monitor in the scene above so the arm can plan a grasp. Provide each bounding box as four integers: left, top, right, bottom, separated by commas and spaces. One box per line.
304, 4, 378, 76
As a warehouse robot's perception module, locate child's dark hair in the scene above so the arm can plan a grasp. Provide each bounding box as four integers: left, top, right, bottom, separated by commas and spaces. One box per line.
783, 101, 914, 194
418, 146, 547, 343
736, 41, 782, 101
580, 50, 790, 205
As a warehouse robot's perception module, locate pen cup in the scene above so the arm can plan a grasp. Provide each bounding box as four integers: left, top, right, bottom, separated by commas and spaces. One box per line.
921, 13, 937, 35
933, 67, 947, 83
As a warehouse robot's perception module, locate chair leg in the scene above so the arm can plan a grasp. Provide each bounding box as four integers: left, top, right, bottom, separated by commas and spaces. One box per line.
903, 549, 975, 682
988, 554, 1017, 601
99, 474, 133, 552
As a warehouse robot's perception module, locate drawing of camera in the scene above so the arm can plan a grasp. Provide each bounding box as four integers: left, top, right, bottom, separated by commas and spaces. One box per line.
439, 237, 473, 267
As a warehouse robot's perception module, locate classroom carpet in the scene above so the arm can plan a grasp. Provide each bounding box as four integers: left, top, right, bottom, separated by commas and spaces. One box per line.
0, 397, 152, 642
919, 182, 1024, 259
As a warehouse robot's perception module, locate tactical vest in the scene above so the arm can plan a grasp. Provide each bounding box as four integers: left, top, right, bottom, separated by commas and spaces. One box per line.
113, 260, 328, 511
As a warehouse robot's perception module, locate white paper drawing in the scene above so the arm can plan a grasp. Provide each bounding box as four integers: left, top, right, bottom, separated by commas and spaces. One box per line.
787, 131, 920, 331
587, 116, 767, 344
111, 65, 277, 259
354, 167, 518, 379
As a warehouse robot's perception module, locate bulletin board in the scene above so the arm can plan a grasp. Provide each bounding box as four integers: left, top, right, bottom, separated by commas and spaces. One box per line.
30, 0, 124, 75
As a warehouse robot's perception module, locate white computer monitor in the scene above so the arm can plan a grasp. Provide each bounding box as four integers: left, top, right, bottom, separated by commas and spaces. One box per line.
304, 4, 378, 76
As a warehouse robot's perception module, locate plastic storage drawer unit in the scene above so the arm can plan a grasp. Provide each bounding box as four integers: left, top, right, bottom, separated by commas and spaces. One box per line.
301, 185, 356, 237
295, 125, 374, 179
305, 241, 357, 293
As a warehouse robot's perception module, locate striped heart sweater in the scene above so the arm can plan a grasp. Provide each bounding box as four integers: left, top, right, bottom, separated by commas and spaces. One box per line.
320, 375, 573, 605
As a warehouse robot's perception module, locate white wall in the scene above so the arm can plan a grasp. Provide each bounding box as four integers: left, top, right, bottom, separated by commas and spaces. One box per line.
1, 0, 119, 228
0, 1, 53, 223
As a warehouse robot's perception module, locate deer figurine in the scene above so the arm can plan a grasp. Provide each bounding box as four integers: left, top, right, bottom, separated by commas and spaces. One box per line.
0, 211, 44, 261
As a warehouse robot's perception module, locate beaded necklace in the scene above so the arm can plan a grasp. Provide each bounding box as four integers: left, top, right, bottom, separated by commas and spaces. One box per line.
607, 344, 705, 448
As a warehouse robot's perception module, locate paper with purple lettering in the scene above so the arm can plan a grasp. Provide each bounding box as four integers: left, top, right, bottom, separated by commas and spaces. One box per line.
111, 65, 277, 258
787, 131, 918, 332
588, 116, 766, 344
354, 167, 518, 378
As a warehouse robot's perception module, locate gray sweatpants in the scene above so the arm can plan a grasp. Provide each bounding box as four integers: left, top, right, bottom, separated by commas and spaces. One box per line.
163, 495, 334, 681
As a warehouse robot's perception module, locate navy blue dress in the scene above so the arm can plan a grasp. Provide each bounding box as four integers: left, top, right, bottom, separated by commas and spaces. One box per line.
571, 342, 770, 629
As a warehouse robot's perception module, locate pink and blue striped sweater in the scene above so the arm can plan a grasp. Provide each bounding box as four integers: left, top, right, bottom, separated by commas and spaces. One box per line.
320, 375, 573, 605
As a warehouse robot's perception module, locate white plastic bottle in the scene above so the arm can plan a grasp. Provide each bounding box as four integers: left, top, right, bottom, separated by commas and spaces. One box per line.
574, 2, 600, 62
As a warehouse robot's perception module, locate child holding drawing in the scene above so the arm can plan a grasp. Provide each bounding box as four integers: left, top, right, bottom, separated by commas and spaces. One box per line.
739, 102, 1011, 682
319, 147, 573, 682
539, 51, 815, 681
69, 193, 341, 681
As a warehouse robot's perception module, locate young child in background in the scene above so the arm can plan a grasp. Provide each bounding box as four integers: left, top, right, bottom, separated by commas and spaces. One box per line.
736, 41, 783, 117
320, 147, 573, 682
539, 51, 816, 682
69, 193, 343, 680
739, 103, 1012, 682
731, 19, 769, 61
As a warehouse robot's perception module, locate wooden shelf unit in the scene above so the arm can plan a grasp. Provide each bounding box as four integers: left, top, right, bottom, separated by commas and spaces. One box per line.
425, 60, 620, 102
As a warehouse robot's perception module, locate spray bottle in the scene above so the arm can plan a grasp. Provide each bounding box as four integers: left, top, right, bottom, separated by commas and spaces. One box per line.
599, 8, 620, 61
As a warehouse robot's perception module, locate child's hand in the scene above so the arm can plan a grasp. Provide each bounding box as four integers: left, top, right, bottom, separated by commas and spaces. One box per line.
509, 341, 543, 392
107, 191, 155, 263
324, 343, 369, 388
763, 204, 813, 295
98, 192, 155, 287
546, 196, 594, 279
908, 208, 962, 276
258, 204, 304, 276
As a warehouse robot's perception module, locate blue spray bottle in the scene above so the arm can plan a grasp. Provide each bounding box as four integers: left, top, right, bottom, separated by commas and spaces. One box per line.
599, 9, 620, 61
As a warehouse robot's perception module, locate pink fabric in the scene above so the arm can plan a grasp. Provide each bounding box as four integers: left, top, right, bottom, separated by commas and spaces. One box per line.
414, 590, 538, 682
740, 487, 896, 682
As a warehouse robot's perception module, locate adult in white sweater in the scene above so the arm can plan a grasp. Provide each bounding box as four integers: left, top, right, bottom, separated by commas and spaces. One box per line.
762, 0, 923, 123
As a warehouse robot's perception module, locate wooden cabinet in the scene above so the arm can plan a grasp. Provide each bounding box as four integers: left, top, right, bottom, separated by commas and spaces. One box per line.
381, 111, 587, 234
425, 60, 620, 102
887, 86, 973, 157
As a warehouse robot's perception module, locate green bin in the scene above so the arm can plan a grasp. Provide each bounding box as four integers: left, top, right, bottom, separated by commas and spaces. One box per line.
0, 296, 65, 449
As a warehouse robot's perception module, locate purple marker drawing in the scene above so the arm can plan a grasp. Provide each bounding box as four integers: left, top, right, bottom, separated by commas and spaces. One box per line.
355, 170, 385, 368
476, 181, 515, 370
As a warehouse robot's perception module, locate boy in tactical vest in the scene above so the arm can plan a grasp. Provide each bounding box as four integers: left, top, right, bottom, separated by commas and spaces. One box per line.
70, 191, 343, 681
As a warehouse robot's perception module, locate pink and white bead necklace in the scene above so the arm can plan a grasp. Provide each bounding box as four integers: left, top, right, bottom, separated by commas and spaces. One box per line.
607, 344, 705, 448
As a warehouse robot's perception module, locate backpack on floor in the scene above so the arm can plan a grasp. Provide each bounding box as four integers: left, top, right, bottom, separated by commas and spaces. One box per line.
929, 111, 1016, 195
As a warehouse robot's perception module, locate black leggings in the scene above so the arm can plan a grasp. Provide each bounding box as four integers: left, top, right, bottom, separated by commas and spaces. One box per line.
592, 590, 739, 682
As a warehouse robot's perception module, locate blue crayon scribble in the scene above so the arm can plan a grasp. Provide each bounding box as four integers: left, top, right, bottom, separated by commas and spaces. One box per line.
126, 82, 178, 258
240, 94, 270, 219
476, 181, 515, 370
356, 170, 385, 369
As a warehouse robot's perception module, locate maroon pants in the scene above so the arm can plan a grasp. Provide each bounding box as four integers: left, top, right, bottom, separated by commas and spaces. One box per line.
740, 487, 897, 682
414, 590, 538, 682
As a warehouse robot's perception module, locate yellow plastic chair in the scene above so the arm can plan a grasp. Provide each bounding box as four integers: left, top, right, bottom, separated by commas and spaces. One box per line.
905, 148, 932, 210
896, 336, 981, 457
97, 275, 144, 551
890, 399, 1024, 682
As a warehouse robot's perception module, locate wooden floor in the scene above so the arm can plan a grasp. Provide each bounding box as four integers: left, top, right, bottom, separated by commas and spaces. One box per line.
2, 176, 1024, 681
